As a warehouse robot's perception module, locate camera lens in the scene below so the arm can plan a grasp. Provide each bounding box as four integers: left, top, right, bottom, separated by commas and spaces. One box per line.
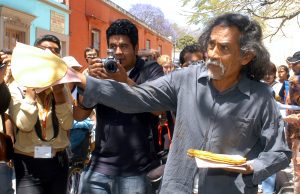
104, 59, 118, 73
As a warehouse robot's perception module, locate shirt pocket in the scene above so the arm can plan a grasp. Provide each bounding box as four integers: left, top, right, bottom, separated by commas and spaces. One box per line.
219, 116, 255, 148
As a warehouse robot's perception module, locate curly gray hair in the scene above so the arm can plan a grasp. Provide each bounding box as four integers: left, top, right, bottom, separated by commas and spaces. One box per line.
198, 13, 270, 81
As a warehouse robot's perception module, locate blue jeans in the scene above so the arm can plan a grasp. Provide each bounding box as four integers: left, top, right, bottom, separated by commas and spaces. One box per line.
14, 152, 69, 194
262, 173, 276, 194
78, 167, 150, 194
0, 163, 14, 194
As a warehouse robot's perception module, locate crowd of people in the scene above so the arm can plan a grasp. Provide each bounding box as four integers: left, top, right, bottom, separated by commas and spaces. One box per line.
0, 12, 299, 194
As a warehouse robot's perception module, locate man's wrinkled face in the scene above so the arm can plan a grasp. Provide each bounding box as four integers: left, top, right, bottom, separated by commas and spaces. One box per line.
108, 35, 137, 71
206, 25, 246, 80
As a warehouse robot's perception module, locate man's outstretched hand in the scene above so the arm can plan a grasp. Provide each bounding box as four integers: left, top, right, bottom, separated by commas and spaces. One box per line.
222, 161, 254, 174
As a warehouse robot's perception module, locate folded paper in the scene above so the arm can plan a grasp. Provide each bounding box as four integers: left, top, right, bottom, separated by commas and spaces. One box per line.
11, 42, 68, 88
35, 67, 81, 93
195, 157, 247, 170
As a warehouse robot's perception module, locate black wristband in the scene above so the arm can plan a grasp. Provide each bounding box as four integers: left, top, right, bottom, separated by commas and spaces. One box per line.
76, 92, 92, 110
76, 86, 85, 95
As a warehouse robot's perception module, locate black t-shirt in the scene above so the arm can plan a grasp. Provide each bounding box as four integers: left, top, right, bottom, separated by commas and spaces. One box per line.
92, 58, 164, 176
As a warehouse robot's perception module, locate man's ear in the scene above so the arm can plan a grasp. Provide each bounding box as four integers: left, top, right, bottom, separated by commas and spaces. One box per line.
241, 51, 255, 66
134, 45, 139, 55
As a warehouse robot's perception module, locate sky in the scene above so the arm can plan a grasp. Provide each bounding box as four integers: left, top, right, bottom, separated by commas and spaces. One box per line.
110, 0, 197, 30
110, 0, 300, 65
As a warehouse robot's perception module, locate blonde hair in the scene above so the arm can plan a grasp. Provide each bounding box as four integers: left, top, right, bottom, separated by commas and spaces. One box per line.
157, 55, 171, 66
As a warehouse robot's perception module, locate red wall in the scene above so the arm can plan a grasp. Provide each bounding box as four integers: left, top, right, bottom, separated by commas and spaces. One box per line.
69, 0, 173, 70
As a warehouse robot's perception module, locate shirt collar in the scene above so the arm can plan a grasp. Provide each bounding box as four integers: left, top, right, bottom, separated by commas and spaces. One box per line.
128, 57, 143, 78
126, 68, 134, 75
237, 73, 251, 97
197, 62, 209, 80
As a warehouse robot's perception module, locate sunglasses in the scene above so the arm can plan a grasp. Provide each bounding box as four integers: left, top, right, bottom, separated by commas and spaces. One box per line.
38, 45, 60, 54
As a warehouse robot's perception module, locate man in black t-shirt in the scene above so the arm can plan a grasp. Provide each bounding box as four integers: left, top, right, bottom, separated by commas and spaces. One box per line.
75, 19, 163, 194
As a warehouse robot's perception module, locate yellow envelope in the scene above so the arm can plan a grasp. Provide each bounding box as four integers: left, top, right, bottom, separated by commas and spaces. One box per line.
11, 42, 67, 88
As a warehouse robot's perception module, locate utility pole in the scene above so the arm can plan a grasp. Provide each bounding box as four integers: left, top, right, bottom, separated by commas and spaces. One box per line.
168, 36, 176, 62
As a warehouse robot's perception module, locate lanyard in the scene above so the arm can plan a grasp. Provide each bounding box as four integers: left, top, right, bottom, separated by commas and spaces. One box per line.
158, 121, 172, 147
35, 94, 59, 142
39, 94, 51, 139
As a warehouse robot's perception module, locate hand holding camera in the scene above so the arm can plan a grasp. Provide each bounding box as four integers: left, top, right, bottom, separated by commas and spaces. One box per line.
88, 49, 129, 84
0, 52, 11, 68
102, 49, 118, 73
0, 52, 10, 83
24, 88, 37, 102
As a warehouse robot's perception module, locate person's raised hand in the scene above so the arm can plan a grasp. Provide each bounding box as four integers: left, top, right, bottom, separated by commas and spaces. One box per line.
51, 84, 66, 104
0, 52, 9, 83
89, 59, 133, 85
1, 52, 11, 65
51, 83, 65, 94
88, 58, 103, 78
104, 62, 130, 83
222, 161, 254, 175
24, 88, 36, 102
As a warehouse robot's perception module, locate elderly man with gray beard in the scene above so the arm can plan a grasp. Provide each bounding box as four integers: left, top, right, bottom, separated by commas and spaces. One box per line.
74, 13, 291, 194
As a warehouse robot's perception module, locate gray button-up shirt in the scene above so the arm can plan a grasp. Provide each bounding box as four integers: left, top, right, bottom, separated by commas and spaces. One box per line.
82, 63, 291, 194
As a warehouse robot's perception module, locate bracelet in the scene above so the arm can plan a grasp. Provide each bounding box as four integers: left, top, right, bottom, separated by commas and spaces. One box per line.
76, 92, 93, 110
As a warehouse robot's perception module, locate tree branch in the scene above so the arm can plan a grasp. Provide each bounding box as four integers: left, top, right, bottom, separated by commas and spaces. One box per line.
260, 0, 277, 6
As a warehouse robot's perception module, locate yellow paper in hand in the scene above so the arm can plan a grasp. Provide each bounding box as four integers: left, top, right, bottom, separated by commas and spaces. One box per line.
11, 42, 67, 88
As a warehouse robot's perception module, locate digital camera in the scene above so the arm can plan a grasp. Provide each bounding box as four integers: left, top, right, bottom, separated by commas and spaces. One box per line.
101, 49, 118, 73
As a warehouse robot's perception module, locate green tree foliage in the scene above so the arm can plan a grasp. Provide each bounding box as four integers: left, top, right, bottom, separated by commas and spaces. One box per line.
181, 0, 300, 37
177, 34, 197, 50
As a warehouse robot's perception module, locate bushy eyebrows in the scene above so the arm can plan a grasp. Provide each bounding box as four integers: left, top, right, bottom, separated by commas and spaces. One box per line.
109, 42, 130, 47
208, 39, 231, 46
